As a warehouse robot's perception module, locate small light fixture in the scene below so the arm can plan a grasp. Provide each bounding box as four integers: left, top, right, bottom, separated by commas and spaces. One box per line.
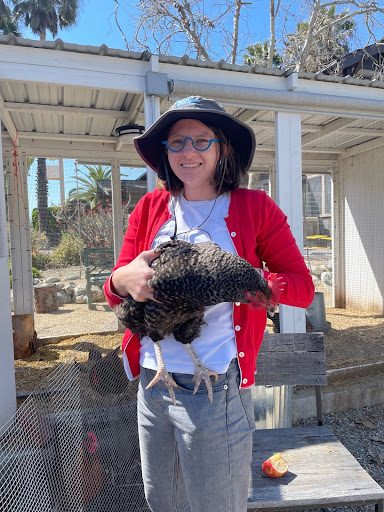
115, 124, 145, 137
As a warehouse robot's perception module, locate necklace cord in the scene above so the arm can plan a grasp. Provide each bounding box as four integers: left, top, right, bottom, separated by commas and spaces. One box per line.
168, 158, 226, 241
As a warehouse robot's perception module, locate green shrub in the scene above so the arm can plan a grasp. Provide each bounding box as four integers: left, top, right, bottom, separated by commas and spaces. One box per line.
32, 251, 51, 270
32, 267, 41, 278
50, 233, 83, 267
31, 229, 49, 251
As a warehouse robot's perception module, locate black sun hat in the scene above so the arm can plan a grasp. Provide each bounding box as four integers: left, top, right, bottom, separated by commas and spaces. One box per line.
133, 96, 256, 173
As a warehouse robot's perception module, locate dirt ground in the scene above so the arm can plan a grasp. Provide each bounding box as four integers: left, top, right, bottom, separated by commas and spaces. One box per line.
14, 303, 384, 394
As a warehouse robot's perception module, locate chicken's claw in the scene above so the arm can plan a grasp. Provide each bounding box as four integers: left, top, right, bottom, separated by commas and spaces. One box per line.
192, 367, 219, 403
146, 369, 178, 404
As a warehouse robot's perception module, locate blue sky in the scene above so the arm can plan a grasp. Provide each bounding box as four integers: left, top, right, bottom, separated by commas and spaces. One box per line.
21, 1, 274, 53
19, 1, 373, 55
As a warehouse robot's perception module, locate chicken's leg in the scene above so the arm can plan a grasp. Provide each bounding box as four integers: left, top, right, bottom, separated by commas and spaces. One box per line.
146, 342, 177, 404
183, 344, 218, 403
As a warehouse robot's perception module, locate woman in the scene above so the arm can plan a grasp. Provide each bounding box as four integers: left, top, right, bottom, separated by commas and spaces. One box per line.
104, 96, 314, 512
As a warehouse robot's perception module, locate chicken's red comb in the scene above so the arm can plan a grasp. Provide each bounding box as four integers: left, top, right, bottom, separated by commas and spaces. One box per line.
244, 274, 286, 310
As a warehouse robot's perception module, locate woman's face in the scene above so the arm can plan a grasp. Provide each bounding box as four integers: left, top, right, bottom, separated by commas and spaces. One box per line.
166, 119, 220, 200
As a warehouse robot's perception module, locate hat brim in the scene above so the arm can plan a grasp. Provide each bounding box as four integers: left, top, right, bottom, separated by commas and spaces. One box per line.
133, 107, 256, 173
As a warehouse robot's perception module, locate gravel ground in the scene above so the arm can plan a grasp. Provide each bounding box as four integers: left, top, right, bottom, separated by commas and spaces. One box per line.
294, 404, 384, 512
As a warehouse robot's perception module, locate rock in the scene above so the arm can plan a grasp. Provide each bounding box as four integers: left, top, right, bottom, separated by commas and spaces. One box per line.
75, 294, 87, 304
74, 285, 86, 297
91, 285, 105, 303
63, 273, 81, 281
321, 271, 332, 287
56, 290, 66, 306
34, 284, 59, 313
326, 259, 333, 270
64, 285, 75, 300
56, 282, 65, 290
57, 289, 72, 304
33, 278, 41, 285
43, 276, 60, 284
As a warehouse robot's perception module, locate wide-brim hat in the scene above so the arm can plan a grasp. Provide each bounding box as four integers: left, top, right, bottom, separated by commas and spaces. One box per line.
133, 96, 256, 173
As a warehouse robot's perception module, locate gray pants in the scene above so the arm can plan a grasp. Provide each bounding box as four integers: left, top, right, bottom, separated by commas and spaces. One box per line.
137, 359, 255, 512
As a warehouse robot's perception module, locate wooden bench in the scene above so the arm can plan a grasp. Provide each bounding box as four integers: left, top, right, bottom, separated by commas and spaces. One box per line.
248, 332, 384, 512
83, 247, 114, 309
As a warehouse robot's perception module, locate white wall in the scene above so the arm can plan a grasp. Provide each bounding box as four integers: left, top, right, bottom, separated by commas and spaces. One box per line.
339, 148, 384, 313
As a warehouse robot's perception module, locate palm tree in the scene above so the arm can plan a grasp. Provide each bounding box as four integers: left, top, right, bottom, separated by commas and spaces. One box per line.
68, 165, 112, 209
12, 0, 79, 40
12, 0, 80, 236
0, 0, 20, 34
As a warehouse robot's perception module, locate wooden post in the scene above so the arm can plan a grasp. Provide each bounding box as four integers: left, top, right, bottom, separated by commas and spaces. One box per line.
111, 159, 123, 263
12, 314, 37, 359
0, 123, 17, 425
144, 55, 161, 193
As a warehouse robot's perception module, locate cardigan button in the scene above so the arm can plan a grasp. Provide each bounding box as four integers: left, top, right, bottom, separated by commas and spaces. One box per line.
235, 325, 241, 331
242, 378, 248, 384
239, 351, 245, 358
235, 302, 240, 306
230, 231, 236, 237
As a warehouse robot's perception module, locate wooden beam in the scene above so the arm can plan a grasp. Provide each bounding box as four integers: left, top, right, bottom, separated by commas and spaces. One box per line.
17, 131, 115, 144
0, 44, 147, 93
5, 101, 135, 119
341, 137, 384, 158
0, 94, 18, 141
301, 118, 355, 147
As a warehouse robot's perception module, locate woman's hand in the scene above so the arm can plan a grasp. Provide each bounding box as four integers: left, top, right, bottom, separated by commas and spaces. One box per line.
111, 249, 160, 302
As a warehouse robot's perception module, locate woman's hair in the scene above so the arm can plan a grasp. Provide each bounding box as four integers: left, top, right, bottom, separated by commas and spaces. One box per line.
157, 123, 246, 194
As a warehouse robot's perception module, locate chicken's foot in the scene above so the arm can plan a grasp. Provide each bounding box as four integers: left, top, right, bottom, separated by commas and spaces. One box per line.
183, 344, 218, 403
146, 342, 177, 404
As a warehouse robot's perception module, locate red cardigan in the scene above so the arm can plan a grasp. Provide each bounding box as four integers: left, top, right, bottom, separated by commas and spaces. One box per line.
104, 188, 314, 388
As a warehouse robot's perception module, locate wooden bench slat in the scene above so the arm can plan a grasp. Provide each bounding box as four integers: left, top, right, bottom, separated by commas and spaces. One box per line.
255, 332, 327, 387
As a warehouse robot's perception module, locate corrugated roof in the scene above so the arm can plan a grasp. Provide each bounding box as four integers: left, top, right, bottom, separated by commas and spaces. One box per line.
1, 34, 383, 89
1, 35, 384, 168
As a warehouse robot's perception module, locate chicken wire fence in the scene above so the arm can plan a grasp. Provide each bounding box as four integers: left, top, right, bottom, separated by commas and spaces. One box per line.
0, 346, 151, 512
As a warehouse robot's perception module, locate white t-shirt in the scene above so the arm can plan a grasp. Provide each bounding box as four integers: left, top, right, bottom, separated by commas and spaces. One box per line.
139, 192, 237, 374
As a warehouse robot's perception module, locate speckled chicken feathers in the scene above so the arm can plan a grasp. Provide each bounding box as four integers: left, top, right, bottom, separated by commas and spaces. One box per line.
115, 239, 272, 344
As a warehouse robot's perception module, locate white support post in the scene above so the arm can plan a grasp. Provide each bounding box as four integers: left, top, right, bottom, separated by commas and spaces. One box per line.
274, 111, 305, 428
144, 55, 161, 192
332, 168, 345, 308
275, 111, 306, 334
111, 160, 123, 263
7, 150, 34, 315
0, 123, 17, 426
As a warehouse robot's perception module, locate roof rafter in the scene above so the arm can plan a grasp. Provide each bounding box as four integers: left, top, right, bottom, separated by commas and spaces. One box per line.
0, 95, 18, 141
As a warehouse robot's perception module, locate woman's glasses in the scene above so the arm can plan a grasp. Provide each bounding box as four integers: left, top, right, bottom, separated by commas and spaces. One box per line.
162, 136, 219, 152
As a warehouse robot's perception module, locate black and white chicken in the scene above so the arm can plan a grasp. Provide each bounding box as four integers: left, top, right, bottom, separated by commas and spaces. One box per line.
115, 240, 279, 403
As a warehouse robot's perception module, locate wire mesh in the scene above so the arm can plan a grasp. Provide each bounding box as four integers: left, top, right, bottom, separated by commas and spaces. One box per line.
0, 348, 149, 512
